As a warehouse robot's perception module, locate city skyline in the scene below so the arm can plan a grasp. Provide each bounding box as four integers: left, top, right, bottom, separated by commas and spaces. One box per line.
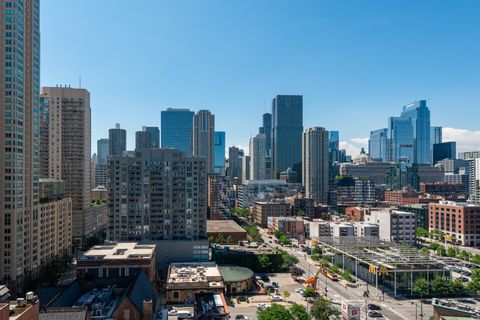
40, 0, 480, 155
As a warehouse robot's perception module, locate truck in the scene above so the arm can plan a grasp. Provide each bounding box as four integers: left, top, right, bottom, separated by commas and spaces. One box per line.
341, 301, 360, 320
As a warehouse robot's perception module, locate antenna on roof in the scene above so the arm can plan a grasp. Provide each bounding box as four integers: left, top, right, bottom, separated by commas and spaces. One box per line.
79, 75, 82, 88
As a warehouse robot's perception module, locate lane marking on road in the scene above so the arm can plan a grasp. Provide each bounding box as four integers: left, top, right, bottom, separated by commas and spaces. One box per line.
380, 303, 409, 319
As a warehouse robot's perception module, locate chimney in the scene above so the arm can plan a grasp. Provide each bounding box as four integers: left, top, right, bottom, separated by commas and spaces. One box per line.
143, 299, 153, 320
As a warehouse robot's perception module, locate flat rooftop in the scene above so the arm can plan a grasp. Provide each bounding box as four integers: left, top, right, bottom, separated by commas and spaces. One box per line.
78, 242, 155, 261
213, 244, 278, 254
207, 220, 246, 233
167, 262, 223, 288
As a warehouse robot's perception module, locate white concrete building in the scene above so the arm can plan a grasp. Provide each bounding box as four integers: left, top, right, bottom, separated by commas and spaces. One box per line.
365, 210, 416, 244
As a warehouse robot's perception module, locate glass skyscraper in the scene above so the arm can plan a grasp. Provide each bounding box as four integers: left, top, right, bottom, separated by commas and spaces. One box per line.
433, 142, 456, 164
272, 95, 303, 181
369, 128, 388, 161
144, 126, 160, 148
97, 138, 110, 166
214, 131, 226, 175
109, 123, 127, 156
328, 131, 340, 163
161, 108, 194, 155
388, 117, 414, 163
401, 100, 431, 164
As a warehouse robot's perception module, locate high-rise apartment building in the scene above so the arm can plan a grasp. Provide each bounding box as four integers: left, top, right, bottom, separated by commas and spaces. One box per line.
388, 117, 414, 163
401, 100, 431, 164
302, 127, 329, 204
430, 126, 442, 162
135, 128, 152, 149
369, 128, 388, 161
250, 133, 267, 180
1, 0, 41, 293
272, 95, 303, 181
469, 158, 480, 204
214, 131, 226, 175
40, 87, 92, 246
107, 149, 207, 241
228, 146, 243, 182
459, 151, 480, 160
144, 126, 160, 148
433, 142, 456, 164
242, 155, 251, 182
109, 123, 127, 156
193, 110, 215, 174
95, 138, 109, 187
260, 113, 272, 155
161, 108, 194, 155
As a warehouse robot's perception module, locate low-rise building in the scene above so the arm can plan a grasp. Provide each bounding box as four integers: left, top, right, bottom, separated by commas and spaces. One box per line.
269, 216, 305, 237
91, 185, 108, 201
0, 295, 40, 320
207, 220, 247, 243
308, 221, 379, 240
252, 201, 291, 227
285, 195, 315, 217
419, 182, 467, 200
76, 242, 156, 283
236, 180, 301, 208
365, 210, 416, 244
166, 262, 224, 304
397, 204, 429, 229
429, 201, 480, 246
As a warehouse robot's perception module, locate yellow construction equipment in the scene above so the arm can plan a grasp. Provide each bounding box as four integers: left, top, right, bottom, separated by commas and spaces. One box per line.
304, 268, 322, 288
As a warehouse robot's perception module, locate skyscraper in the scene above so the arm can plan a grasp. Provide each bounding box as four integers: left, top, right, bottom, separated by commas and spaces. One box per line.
1, 0, 41, 292
433, 142, 456, 164
388, 117, 414, 163
161, 108, 194, 155
109, 123, 127, 156
214, 131, 226, 175
401, 100, 431, 164
96, 138, 109, 187
302, 127, 329, 204
250, 133, 267, 180
369, 128, 388, 161
144, 126, 160, 148
135, 129, 153, 149
328, 131, 340, 164
431, 126, 442, 163
40, 87, 92, 246
193, 110, 215, 174
260, 113, 272, 155
107, 149, 207, 241
242, 155, 251, 182
272, 95, 303, 181
228, 146, 243, 182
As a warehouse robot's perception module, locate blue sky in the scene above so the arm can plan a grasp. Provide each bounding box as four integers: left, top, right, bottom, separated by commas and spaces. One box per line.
40, 0, 480, 155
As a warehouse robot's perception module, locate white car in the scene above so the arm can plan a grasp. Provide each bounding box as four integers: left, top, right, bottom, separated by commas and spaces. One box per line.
257, 303, 267, 310
270, 295, 283, 302
295, 288, 304, 293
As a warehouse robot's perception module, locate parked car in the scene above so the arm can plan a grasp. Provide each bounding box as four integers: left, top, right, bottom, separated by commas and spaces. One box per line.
272, 282, 280, 288
368, 311, 383, 318
257, 303, 267, 310
295, 288, 304, 293
368, 304, 382, 310
265, 285, 275, 292
270, 295, 283, 302
235, 316, 249, 320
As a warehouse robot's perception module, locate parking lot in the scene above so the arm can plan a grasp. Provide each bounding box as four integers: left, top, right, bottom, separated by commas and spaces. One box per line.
228, 273, 308, 320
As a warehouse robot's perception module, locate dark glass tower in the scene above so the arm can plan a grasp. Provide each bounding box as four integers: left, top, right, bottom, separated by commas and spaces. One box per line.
369, 128, 388, 161
272, 95, 303, 181
109, 123, 127, 156
144, 126, 160, 148
161, 108, 194, 155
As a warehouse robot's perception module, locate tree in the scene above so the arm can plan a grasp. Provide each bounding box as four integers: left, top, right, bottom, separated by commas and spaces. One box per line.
290, 303, 311, 320
258, 254, 271, 272
472, 255, 480, 264
303, 287, 316, 298
468, 269, 480, 292
420, 247, 429, 253
279, 234, 291, 245
279, 249, 299, 271
312, 246, 322, 256
429, 243, 439, 251
458, 250, 470, 261
310, 296, 339, 320
416, 227, 429, 238
282, 290, 290, 300
449, 279, 465, 295
412, 278, 429, 297
447, 246, 457, 257
435, 245, 446, 257
257, 304, 292, 320
342, 269, 354, 283
273, 230, 284, 239
297, 210, 306, 217
431, 277, 449, 295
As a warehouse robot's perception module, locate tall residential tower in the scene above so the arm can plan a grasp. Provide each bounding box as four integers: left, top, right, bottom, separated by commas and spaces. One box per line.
302, 127, 329, 204
193, 110, 215, 174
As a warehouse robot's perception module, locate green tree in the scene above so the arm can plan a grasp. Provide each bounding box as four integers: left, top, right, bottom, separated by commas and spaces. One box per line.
342, 269, 354, 283
258, 254, 271, 272
429, 243, 439, 251
458, 250, 470, 261
431, 277, 449, 294
312, 246, 322, 256
468, 269, 480, 292
449, 279, 465, 295
273, 230, 284, 239
279, 234, 291, 245
472, 255, 480, 264
435, 245, 446, 257
310, 296, 339, 320
282, 290, 290, 300
416, 227, 429, 237
297, 210, 306, 217
290, 303, 311, 320
257, 304, 292, 320
303, 287, 315, 298
412, 278, 429, 297
279, 249, 299, 271
420, 247, 429, 253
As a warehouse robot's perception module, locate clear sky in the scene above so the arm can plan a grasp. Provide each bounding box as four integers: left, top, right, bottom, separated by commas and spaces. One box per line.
40, 0, 480, 156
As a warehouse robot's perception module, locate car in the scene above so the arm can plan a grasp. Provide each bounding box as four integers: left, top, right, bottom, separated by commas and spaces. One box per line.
235, 316, 249, 320
257, 303, 267, 310
270, 295, 283, 301
368, 304, 381, 311
265, 285, 275, 292
368, 311, 383, 318
260, 274, 270, 282
272, 282, 280, 288
295, 288, 304, 293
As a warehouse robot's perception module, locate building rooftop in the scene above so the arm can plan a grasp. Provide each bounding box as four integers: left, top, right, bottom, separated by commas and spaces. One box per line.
207, 220, 246, 234
167, 262, 224, 288
213, 244, 278, 255
78, 242, 155, 261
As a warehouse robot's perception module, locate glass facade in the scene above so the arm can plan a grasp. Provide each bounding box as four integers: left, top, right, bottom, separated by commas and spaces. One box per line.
97, 138, 109, 165
401, 100, 431, 164
388, 117, 414, 163
433, 142, 456, 164
108, 125, 127, 156
272, 95, 303, 181
369, 128, 388, 161
144, 126, 160, 148
214, 131, 226, 175
161, 108, 194, 155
